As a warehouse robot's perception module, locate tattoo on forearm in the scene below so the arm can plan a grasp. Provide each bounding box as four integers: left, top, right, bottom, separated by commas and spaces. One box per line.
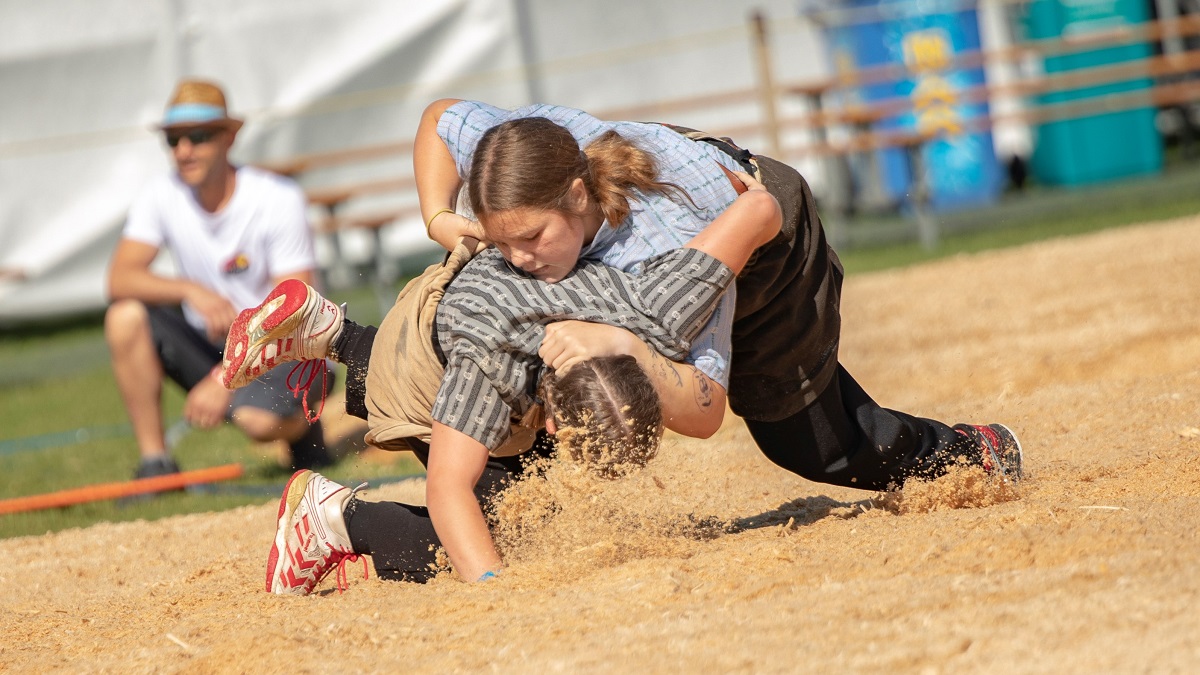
693, 371, 713, 408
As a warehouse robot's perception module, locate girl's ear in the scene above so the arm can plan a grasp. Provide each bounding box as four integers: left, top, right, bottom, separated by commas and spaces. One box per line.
545, 415, 558, 435
567, 177, 589, 212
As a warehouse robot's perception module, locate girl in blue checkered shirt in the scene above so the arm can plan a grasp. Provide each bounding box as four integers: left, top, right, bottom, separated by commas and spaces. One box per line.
415, 98, 1022, 584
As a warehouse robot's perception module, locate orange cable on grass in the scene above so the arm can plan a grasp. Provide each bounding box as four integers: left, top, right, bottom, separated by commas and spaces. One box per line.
0, 463, 244, 515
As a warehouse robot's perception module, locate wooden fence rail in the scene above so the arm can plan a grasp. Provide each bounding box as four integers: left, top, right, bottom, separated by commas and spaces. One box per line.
256, 12, 1200, 267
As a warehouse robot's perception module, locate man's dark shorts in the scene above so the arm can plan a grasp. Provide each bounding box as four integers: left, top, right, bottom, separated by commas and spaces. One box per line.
147, 305, 330, 419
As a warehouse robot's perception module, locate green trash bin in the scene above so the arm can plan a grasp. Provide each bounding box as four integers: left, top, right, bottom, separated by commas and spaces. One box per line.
1024, 0, 1163, 186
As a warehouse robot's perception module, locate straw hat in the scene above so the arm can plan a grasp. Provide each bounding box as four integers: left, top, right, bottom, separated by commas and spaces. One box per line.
159, 79, 244, 131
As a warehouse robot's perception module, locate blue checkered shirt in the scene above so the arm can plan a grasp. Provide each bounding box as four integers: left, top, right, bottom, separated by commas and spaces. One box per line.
438, 100, 742, 388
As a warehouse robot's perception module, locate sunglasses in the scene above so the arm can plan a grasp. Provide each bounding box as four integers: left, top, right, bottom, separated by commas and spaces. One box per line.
165, 128, 219, 148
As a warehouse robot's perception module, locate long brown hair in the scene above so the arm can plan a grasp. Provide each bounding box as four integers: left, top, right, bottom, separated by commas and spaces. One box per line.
539, 355, 663, 478
467, 117, 687, 230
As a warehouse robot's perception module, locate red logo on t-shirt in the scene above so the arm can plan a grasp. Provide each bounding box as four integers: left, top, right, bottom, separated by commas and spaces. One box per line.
223, 253, 250, 275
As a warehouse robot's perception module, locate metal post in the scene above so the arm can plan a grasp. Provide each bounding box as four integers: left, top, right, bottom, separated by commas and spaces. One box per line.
162, 0, 190, 78
513, 0, 545, 104
906, 140, 939, 250
323, 207, 354, 291
372, 226, 400, 318
1156, 0, 1184, 55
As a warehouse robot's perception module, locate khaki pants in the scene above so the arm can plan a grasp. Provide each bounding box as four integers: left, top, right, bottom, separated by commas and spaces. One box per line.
363, 239, 538, 457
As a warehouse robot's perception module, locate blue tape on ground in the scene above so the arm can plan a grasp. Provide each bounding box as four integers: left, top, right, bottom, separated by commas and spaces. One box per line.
0, 419, 192, 457
0, 424, 132, 456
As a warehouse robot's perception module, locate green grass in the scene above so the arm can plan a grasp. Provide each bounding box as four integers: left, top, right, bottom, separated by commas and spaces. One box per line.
0, 284, 423, 539
2, 161, 1199, 539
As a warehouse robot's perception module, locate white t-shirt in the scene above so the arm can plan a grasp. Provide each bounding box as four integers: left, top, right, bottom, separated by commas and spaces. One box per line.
122, 166, 317, 333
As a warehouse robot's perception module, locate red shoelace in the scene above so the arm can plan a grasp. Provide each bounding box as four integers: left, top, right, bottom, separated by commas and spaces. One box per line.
286, 360, 328, 423
335, 553, 370, 593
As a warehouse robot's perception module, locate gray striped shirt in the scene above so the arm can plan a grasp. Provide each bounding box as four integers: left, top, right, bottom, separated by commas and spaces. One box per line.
432, 247, 733, 451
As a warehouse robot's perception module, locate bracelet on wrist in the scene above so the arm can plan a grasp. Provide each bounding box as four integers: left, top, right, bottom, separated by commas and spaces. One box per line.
425, 207, 455, 234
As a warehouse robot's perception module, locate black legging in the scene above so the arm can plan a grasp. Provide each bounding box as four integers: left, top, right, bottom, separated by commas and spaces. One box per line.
687, 138, 978, 492
330, 321, 554, 582
329, 320, 376, 420
744, 365, 972, 491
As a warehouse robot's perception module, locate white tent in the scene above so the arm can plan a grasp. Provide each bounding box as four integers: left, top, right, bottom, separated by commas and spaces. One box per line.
0, 0, 828, 325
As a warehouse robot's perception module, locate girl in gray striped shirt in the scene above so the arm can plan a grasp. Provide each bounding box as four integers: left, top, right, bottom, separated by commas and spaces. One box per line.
229, 176, 780, 592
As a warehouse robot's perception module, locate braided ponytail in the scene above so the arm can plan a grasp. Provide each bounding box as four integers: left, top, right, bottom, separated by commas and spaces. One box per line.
539, 355, 663, 478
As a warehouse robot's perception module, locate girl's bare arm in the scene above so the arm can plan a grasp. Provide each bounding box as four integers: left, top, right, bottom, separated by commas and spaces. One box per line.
684, 171, 781, 274
413, 98, 486, 251
425, 421, 503, 582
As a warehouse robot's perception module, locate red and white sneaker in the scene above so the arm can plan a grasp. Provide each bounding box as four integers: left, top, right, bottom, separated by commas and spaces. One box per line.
953, 423, 1024, 482
265, 469, 368, 595
222, 279, 343, 390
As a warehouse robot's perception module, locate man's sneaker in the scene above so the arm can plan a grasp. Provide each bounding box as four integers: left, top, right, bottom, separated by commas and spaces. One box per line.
953, 423, 1024, 481
223, 279, 343, 390
134, 455, 181, 479
266, 470, 368, 595
117, 455, 184, 505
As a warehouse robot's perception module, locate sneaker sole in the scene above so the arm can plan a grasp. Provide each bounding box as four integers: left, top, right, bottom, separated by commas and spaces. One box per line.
224, 280, 310, 389
992, 423, 1024, 481
265, 469, 314, 593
